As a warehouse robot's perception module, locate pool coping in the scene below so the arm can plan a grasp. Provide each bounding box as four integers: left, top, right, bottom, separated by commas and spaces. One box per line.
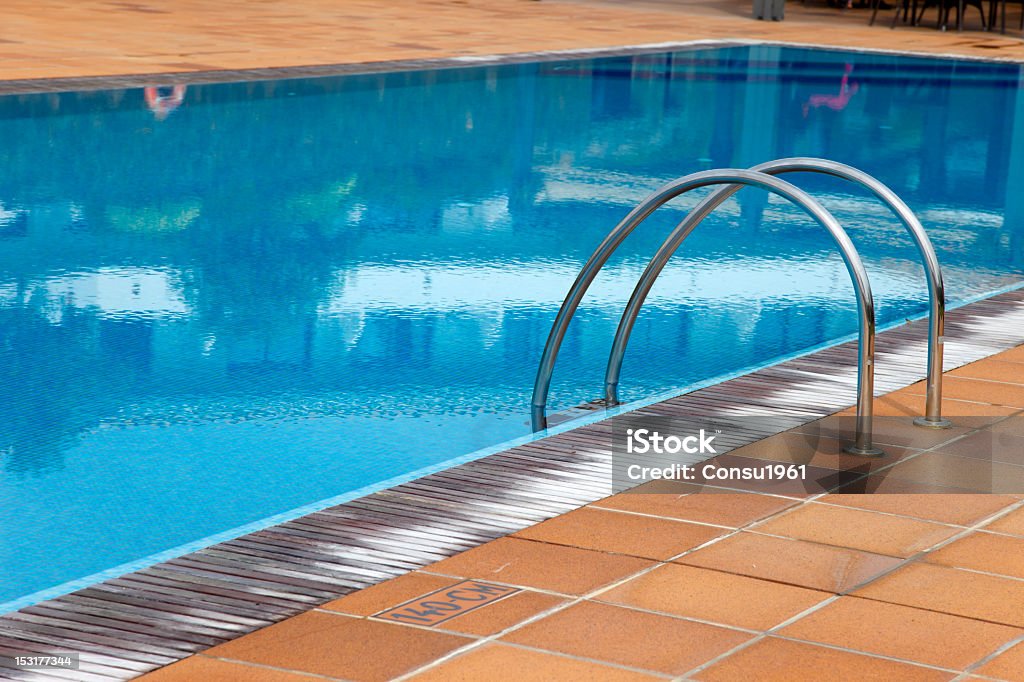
1, 36, 1023, 96
2, 286, 1024, 681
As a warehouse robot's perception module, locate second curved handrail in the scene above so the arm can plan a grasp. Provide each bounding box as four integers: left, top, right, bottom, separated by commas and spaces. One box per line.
603, 158, 949, 430
531, 168, 882, 455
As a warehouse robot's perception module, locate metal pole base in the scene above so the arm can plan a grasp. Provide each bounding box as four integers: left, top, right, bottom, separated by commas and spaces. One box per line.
843, 444, 886, 457
913, 416, 954, 429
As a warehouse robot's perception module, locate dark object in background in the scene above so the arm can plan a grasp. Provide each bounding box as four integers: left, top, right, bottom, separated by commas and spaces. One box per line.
754, 0, 786, 20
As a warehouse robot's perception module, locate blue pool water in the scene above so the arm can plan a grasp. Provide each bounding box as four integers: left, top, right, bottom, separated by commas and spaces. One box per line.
2, 44, 1024, 608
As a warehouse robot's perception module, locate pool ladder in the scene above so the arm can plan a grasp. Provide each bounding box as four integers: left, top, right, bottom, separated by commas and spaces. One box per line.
531, 158, 951, 457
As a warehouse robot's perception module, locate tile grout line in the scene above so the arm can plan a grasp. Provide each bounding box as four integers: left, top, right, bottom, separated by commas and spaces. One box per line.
955, 631, 1024, 680
676, 496, 1024, 679
387, 478, 837, 681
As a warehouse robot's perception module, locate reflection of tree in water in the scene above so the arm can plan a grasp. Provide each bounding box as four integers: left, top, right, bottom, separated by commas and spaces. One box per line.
178, 187, 354, 380
0, 303, 107, 476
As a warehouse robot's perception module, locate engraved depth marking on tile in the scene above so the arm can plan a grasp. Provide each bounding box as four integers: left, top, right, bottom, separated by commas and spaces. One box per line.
374, 581, 520, 626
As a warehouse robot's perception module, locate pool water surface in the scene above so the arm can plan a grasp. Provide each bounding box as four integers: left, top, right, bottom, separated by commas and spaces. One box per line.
2, 44, 1023, 608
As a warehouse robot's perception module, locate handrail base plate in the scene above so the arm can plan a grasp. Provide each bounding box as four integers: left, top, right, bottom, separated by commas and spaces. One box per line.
842, 444, 886, 457
913, 416, 954, 429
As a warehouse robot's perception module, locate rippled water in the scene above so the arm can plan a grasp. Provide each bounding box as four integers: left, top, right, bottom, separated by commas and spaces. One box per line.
2, 45, 1023, 607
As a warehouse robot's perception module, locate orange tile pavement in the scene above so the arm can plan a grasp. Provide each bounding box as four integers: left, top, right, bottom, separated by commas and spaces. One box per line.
2, 0, 1024, 85
141, 345, 1024, 681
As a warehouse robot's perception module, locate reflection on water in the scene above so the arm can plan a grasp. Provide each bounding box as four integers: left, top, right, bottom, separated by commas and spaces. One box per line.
1, 45, 1023, 606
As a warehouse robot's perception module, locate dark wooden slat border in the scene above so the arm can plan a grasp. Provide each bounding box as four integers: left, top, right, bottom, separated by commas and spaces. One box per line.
1, 288, 1023, 680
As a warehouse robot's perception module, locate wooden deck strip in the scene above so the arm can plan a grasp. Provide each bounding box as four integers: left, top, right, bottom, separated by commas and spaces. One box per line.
0, 288, 1022, 680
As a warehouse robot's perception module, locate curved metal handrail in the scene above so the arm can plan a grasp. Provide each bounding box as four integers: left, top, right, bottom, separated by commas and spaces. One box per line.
603, 158, 949, 430
531, 168, 882, 456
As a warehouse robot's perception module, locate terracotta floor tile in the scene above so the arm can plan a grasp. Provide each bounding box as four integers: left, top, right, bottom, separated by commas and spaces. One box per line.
998, 346, 1024, 364
778, 596, 1022, 669
904, 377, 1024, 409
975, 641, 1024, 681
7, 0, 1024, 82
438, 590, 566, 637
883, 452, 1024, 494
838, 392, 1016, 422
694, 637, 953, 682
676, 531, 901, 593
990, 416, 1024, 438
950, 359, 1024, 384
831, 473, 1007, 495
407, 643, 664, 681
796, 415, 971, 450
502, 601, 751, 676
321, 572, 459, 616
932, 430, 1024, 465
424, 537, 654, 595
599, 563, 830, 631
205, 611, 472, 681
141, 656, 315, 681
593, 487, 797, 528
984, 506, 1024, 536
725, 431, 916, 472
817, 493, 1017, 526
513, 507, 726, 560
854, 562, 1024, 627
925, 532, 1024, 579
752, 503, 960, 557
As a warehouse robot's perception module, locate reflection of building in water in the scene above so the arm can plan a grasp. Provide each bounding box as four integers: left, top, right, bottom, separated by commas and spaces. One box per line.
1, 48, 1024, 475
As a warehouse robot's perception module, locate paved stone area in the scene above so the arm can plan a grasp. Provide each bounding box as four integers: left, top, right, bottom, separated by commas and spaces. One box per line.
141, 345, 1024, 681
1, 0, 1023, 84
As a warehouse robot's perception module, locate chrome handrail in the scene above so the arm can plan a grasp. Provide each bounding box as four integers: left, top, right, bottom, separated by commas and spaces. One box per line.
603, 158, 949, 430
530, 168, 882, 456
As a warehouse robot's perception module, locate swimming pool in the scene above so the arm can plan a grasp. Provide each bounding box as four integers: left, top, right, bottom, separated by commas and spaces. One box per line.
2, 44, 1023, 609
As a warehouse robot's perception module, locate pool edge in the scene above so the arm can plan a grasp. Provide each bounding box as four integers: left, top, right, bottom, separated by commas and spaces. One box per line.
1, 37, 1023, 96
